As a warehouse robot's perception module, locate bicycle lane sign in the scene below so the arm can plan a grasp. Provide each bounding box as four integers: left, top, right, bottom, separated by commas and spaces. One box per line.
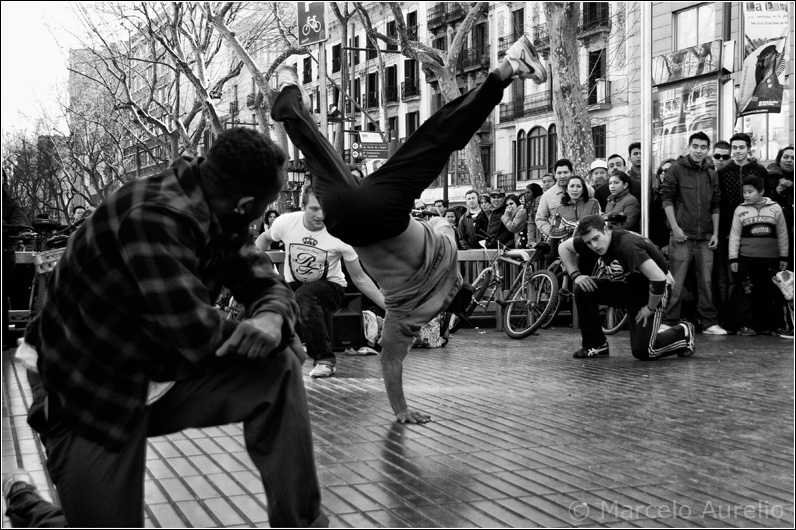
297, 2, 327, 46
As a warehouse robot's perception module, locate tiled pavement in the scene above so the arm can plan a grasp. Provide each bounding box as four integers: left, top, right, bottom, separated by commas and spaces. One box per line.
2, 326, 794, 528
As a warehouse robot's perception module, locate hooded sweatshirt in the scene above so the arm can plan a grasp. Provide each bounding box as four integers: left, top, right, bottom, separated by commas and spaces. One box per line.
660, 155, 720, 241
728, 198, 789, 263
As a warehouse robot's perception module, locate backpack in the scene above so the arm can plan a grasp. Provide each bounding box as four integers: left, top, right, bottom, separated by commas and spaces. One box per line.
412, 312, 449, 349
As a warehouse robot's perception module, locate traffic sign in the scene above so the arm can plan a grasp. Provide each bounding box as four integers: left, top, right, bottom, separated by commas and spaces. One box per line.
297, 2, 327, 46
356, 132, 388, 158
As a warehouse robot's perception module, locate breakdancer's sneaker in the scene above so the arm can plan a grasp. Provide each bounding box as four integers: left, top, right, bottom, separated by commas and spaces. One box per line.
505, 35, 547, 84
276, 65, 311, 110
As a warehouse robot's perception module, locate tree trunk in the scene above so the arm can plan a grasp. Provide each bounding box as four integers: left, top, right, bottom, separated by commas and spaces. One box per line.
544, 2, 594, 176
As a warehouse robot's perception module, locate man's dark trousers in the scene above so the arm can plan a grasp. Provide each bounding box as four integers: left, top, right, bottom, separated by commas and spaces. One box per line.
272, 71, 511, 247
291, 279, 345, 366
575, 279, 689, 360
12, 350, 327, 528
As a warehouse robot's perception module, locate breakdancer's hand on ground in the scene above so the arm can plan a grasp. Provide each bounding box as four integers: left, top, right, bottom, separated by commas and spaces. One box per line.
396, 408, 431, 424
216, 312, 283, 360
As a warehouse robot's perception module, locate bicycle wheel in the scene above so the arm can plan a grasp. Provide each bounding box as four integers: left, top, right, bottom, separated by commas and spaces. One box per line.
503, 269, 559, 339
601, 305, 628, 335
538, 294, 561, 329
449, 268, 493, 332
539, 262, 564, 328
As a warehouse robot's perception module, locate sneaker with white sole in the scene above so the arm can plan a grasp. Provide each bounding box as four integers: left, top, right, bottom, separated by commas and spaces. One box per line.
3, 469, 37, 504
703, 324, 728, 335
276, 65, 311, 110
572, 343, 609, 358
677, 321, 696, 357
777, 327, 794, 339
309, 363, 336, 378
504, 36, 547, 84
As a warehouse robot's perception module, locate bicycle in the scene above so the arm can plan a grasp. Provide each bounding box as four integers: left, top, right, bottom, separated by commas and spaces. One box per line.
5, 218, 75, 327
450, 239, 559, 339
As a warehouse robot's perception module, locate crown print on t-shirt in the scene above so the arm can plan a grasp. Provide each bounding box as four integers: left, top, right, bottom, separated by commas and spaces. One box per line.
302, 236, 318, 246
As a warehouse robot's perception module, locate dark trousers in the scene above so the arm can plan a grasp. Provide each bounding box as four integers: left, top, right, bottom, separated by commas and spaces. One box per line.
291, 280, 345, 365
735, 257, 784, 332
714, 239, 737, 330
575, 279, 689, 360
272, 72, 511, 247
10, 351, 327, 528
5, 488, 65, 528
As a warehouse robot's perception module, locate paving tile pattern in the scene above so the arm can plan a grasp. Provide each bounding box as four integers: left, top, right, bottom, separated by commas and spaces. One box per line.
2, 328, 794, 528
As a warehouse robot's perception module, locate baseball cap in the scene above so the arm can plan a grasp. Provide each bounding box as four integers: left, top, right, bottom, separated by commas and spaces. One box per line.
490, 188, 506, 197
589, 160, 608, 173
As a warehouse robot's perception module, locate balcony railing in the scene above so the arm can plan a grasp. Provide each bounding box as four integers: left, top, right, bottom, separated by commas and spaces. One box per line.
499, 101, 520, 122
496, 172, 516, 191
579, 3, 611, 35
444, 4, 465, 23
497, 34, 513, 57
522, 92, 553, 116
461, 45, 490, 70
401, 80, 421, 99
532, 24, 550, 49
427, 4, 445, 29
364, 93, 379, 108
385, 84, 399, 103
499, 92, 553, 122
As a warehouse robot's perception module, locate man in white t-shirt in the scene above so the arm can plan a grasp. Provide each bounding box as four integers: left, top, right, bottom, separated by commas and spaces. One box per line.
256, 186, 384, 378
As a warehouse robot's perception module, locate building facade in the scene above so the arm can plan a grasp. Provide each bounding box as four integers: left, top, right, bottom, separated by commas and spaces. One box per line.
652, 2, 793, 165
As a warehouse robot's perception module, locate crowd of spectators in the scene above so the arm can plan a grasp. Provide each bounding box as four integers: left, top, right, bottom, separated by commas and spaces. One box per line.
445, 138, 793, 337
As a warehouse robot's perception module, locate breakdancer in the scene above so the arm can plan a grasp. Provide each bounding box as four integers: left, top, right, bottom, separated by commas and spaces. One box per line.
272, 36, 547, 423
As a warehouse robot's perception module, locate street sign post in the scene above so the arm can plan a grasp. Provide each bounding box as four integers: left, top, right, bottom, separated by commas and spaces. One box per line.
351, 132, 389, 159
297, 2, 327, 46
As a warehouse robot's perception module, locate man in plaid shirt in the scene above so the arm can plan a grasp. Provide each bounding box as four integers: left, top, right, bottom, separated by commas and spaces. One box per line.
3, 128, 328, 527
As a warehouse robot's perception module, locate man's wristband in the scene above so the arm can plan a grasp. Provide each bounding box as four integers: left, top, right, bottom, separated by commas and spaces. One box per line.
647, 304, 656, 312
570, 271, 581, 280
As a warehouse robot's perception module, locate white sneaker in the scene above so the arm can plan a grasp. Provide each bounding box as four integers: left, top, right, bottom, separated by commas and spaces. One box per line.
309, 363, 336, 378
276, 65, 311, 110
3, 468, 36, 502
505, 36, 547, 84
703, 324, 728, 335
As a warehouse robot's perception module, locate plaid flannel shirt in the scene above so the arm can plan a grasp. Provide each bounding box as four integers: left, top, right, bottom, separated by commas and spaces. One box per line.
25, 157, 298, 450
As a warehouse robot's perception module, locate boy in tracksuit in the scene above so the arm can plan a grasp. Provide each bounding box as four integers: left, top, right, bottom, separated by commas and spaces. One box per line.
729, 175, 790, 336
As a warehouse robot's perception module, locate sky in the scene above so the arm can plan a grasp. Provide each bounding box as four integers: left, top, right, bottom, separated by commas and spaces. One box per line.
1, 1, 81, 133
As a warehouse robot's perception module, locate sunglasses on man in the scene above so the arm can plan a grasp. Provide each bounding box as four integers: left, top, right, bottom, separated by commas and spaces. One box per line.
713, 153, 731, 160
